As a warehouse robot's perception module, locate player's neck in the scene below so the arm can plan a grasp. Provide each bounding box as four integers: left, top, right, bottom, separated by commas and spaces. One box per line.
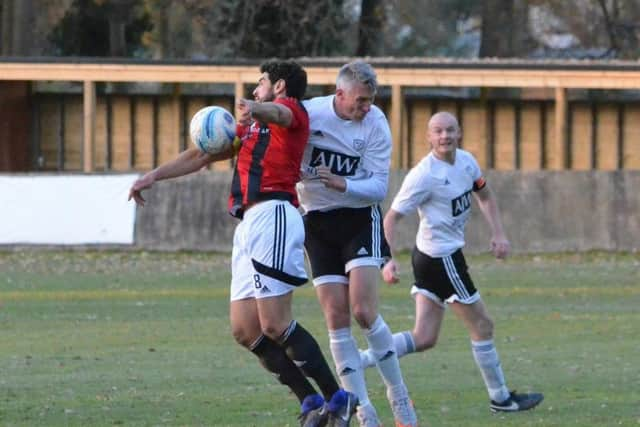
432, 150, 456, 164
332, 97, 350, 121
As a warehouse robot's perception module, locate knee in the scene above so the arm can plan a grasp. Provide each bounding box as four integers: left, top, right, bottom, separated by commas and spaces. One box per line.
352, 303, 377, 329
324, 306, 352, 330
413, 334, 438, 352
231, 326, 253, 348
474, 316, 494, 340
260, 322, 286, 342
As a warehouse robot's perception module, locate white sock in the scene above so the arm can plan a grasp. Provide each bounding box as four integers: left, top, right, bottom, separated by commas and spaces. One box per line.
360, 331, 415, 368
364, 315, 407, 398
329, 327, 371, 407
471, 339, 510, 403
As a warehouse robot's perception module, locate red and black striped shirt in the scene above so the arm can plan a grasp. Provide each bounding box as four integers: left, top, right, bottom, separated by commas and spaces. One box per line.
228, 97, 309, 219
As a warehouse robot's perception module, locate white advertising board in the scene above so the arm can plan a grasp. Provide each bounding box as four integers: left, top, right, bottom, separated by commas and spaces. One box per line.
0, 174, 139, 245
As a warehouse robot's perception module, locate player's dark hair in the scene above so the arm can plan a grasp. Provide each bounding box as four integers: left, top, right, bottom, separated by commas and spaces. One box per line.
260, 59, 307, 100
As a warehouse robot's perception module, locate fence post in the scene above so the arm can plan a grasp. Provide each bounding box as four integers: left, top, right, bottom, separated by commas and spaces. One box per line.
83, 80, 96, 173
554, 87, 568, 169
391, 84, 403, 169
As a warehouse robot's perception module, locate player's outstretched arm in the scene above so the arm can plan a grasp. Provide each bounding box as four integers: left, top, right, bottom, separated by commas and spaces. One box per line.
128, 147, 216, 207
473, 185, 510, 259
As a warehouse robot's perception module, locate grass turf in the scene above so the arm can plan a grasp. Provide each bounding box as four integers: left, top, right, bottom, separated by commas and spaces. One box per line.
0, 250, 638, 426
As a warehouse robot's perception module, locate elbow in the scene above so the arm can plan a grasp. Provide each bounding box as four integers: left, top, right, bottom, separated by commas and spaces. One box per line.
372, 188, 387, 202
374, 182, 389, 201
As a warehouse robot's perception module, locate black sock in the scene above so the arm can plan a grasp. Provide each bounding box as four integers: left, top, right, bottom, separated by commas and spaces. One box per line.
250, 335, 316, 404
278, 320, 340, 400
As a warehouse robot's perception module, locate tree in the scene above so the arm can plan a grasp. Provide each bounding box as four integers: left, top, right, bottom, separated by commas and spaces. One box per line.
356, 0, 385, 56
530, 0, 640, 59
181, 0, 350, 58
382, 0, 481, 57
48, 0, 151, 56
479, 0, 531, 57
1, 0, 35, 55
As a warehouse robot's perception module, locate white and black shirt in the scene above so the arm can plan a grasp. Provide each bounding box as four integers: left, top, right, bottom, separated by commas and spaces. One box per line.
391, 149, 486, 257
297, 95, 392, 213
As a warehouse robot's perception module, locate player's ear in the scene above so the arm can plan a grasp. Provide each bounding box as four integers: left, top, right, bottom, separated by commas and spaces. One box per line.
274, 79, 286, 95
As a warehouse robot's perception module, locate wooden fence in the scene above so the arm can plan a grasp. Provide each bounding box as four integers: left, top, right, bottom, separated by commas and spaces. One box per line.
1, 58, 640, 172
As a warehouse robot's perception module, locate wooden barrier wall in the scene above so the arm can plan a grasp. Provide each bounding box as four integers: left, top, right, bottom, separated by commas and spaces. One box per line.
35, 94, 235, 172
33, 93, 640, 172
3, 59, 640, 173
0, 81, 30, 171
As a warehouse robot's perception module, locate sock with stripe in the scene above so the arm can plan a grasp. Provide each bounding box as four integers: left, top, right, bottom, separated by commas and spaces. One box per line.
250, 334, 316, 403
471, 338, 510, 403
329, 327, 372, 407
364, 315, 408, 400
360, 330, 415, 368
278, 320, 340, 401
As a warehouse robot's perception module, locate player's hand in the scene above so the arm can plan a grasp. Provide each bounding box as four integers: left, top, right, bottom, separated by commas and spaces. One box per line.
315, 165, 346, 192
128, 173, 155, 207
491, 236, 511, 259
382, 259, 400, 284
236, 98, 255, 126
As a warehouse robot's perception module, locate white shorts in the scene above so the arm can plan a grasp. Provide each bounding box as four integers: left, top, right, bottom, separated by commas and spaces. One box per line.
230, 200, 308, 301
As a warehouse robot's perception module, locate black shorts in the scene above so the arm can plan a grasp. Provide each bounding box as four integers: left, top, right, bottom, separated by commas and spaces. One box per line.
411, 247, 479, 306
303, 206, 390, 284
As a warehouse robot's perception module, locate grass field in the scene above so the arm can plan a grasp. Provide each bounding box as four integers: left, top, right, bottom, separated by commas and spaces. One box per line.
1, 250, 638, 426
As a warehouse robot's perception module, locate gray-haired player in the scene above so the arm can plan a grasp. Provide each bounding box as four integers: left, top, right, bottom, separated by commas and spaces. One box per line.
360, 111, 543, 413
298, 61, 417, 427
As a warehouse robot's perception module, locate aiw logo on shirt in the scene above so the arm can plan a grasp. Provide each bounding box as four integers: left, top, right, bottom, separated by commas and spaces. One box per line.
451, 190, 472, 217
310, 147, 360, 176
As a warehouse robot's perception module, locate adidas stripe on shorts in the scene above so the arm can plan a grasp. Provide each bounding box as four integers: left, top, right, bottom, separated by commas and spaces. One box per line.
230, 200, 308, 301
303, 205, 390, 286
410, 247, 480, 307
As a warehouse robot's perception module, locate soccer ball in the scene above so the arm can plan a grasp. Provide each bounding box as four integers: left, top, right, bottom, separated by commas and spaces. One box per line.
189, 106, 236, 155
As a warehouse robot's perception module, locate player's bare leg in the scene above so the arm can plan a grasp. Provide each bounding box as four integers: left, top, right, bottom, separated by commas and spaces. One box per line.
451, 299, 543, 412
351, 266, 417, 427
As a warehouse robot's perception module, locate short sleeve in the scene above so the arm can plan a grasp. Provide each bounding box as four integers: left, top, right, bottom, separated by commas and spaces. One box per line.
468, 153, 486, 192
390, 164, 430, 215
276, 97, 304, 129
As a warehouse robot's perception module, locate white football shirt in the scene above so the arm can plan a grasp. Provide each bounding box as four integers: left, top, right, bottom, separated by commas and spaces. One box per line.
391, 149, 485, 257
297, 95, 392, 213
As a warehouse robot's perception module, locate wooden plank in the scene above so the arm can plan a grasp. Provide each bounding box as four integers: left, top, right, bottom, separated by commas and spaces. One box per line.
208, 96, 234, 172
460, 102, 487, 169
409, 101, 430, 167
0, 81, 30, 171
520, 104, 542, 170
554, 87, 567, 169
65, 97, 83, 171
111, 96, 132, 171
595, 104, 619, 170
390, 84, 403, 170
623, 105, 640, 168
545, 103, 560, 169
94, 98, 108, 170
156, 96, 181, 165
39, 98, 58, 170
401, 96, 410, 169
494, 102, 516, 170
83, 80, 95, 172
3, 62, 640, 89
436, 100, 458, 117
570, 103, 592, 170
133, 98, 154, 170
